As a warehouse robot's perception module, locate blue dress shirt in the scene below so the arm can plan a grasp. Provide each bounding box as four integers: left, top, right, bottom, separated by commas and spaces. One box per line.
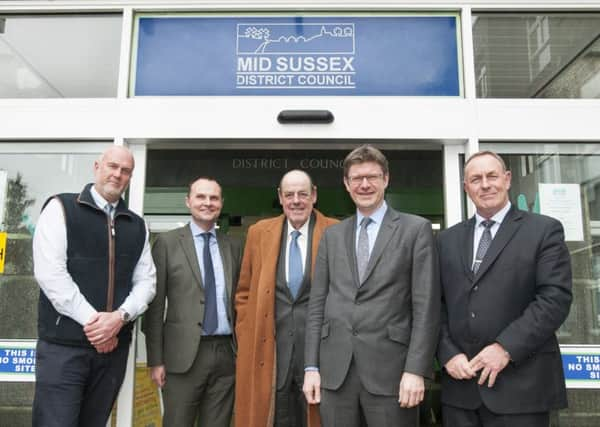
190, 222, 231, 335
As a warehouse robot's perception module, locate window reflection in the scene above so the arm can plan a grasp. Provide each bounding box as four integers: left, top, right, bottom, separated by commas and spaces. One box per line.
0, 150, 102, 426
0, 152, 98, 339
500, 152, 600, 344
473, 13, 600, 98
0, 14, 121, 98
485, 146, 600, 426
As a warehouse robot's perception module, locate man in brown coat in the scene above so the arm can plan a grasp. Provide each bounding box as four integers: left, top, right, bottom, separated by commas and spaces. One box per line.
235, 170, 338, 427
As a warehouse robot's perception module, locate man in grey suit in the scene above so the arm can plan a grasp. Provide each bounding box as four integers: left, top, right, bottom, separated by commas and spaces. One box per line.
303, 145, 440, 427
143, 176, 242, 427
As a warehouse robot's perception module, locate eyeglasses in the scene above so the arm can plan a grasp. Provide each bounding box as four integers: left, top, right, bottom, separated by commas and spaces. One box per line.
281, 191, 312, 201
347, 174, 384, 186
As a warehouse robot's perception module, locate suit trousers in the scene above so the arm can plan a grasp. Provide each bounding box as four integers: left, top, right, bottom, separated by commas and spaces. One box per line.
162, 335, 235, 427
275, 345, 307, 427
32, 338, 129, 427
320, 358, 418, 427
442, 404, 550, 427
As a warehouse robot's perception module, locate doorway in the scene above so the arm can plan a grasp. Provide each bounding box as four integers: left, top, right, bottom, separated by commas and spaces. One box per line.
143, 146, 444, 236
139, 143, 446, 426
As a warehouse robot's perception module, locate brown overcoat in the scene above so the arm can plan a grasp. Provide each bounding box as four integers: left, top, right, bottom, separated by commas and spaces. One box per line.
234, 210, 338, 427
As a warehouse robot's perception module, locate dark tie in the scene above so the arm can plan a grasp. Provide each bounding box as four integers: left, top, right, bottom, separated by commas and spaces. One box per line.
288, 230, 303, 299
201, 232, 218, 334
357, 217, 372, 282
473, 220, 495, 274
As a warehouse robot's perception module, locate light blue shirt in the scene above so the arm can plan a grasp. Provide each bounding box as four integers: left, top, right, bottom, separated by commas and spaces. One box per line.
190, 222, 231, 335
355, 200, 388, 256
472, 201, 512, 268
90, 186, 117, 217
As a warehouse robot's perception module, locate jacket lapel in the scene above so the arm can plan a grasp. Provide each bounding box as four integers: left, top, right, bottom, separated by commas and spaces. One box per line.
345, 216, 360, 287
310, 212, 324, 277
360, 208, 398, 286
217, 231, 233, 305
473, 206, 523, 284
179, 225, 204, 291
461, 217, 476, 280
263, 216, 285, 291
278, 220, 295, 300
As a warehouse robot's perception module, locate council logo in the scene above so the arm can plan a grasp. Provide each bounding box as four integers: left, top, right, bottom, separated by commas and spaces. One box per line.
235, 22, 356, 90
236, 23, 355, 54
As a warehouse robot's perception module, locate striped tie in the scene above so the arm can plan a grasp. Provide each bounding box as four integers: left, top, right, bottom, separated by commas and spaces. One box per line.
473, 220, 495, 274
357, 217, 372, 283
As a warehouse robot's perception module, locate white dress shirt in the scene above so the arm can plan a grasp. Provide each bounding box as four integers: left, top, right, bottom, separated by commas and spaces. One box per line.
471, 201, 512, 268
32, 185, 156, 326
285, 219, 310, 283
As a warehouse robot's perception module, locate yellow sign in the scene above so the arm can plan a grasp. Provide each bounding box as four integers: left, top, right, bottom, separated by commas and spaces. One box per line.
0, 232, 7, 274
134, 364, 162, 427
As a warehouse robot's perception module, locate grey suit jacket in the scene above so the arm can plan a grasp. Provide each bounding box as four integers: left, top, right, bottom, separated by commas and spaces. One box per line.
305, 207, 440, 396
143, 224, 242, 373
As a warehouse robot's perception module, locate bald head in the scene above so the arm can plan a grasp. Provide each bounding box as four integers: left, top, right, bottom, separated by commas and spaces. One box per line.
99, 146, 135, 169
279, 169, 314, 190
93, 145, 134, 203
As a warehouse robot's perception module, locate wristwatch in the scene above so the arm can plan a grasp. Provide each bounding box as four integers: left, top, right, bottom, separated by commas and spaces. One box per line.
119, 308, 131, 323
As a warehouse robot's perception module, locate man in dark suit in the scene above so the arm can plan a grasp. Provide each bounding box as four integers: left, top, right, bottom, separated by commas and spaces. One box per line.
303, 145, 440, 427
143, 177, 242, 427
235, 170, 338, 427
437, 151, 572, 427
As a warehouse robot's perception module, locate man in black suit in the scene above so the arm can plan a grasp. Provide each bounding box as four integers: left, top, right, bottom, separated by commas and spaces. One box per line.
437, 150, 572, 427
303, 145, 440, 427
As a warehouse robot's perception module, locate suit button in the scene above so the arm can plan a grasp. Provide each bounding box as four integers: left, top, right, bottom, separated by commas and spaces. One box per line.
289, 331, 294, 336
352, 330, 358, 336
471, 312, 476, 318
259, 361, 264, 367
473, 286, 479, 291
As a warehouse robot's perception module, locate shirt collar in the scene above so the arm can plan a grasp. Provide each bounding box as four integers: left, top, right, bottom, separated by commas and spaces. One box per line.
189, 221, 217, 237
475, 201, 512, 227
287, 217, 310, 237
90, 185, 117, 211
357, 200, 388, 228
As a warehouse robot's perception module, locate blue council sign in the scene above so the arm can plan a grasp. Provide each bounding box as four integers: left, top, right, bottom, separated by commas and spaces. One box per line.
132, 15, 461, 96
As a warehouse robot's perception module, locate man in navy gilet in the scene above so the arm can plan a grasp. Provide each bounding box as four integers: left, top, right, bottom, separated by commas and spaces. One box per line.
32, 145, 156, 427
